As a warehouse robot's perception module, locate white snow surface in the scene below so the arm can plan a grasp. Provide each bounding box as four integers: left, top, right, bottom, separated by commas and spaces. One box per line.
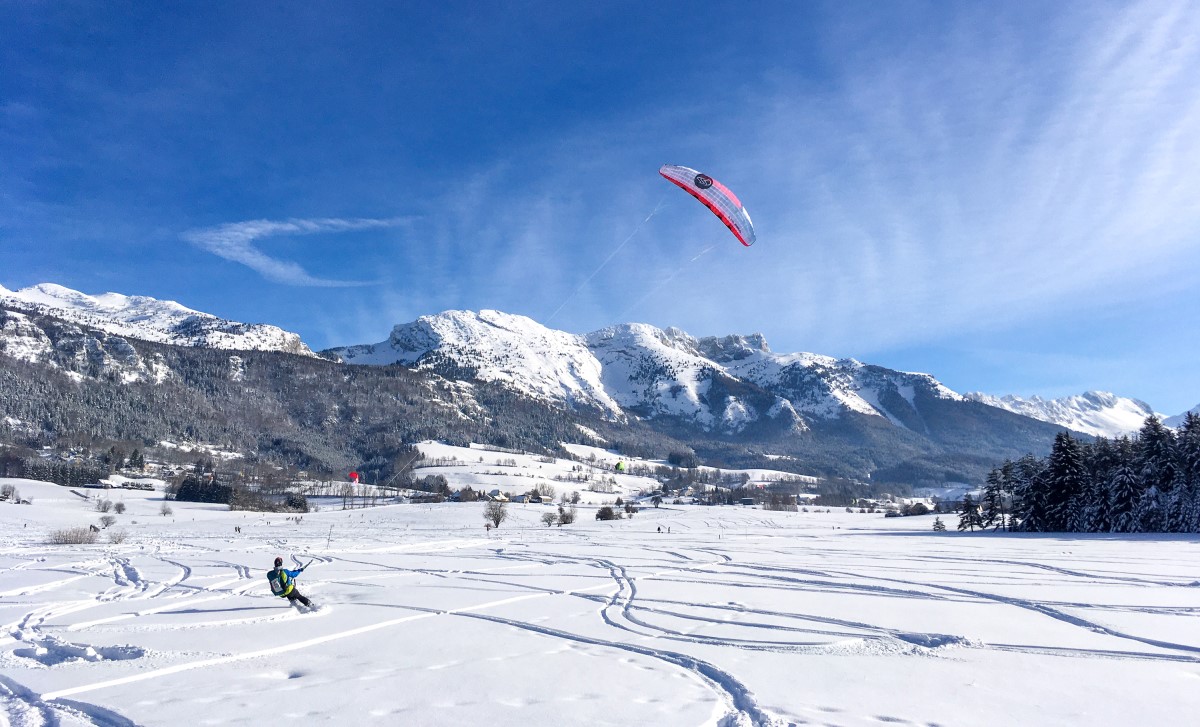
967, 390, 1160, 437
3, 473, 1198, 726
6, 285, 975, 431
0, 309, 52, 364
329, 310, 624, 417
586, 323, 727, 425
1165, 403, 1200, 428
331, 313, 964, 430
0, 283, 314, 356
409, 441, 818, 504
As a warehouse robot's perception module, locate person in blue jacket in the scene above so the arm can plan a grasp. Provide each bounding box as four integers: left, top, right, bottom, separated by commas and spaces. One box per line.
268, 556, 313, 609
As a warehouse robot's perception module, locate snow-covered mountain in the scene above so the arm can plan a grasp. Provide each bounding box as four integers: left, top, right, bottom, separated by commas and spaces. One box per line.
326, 310, 624, 417
584, 324, 804, 432
0, 283, 313, 356
964, 391, 1158, 438
0, 307, 171, 383
5, 281, 1170, 452
695, 333, 964, 427
328, 311, 966, 435
1165, 404, 1200, 428
0, 285, 1080, 483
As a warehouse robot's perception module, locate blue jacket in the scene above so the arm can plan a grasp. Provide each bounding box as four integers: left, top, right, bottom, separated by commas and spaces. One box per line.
270, 566, 303, 596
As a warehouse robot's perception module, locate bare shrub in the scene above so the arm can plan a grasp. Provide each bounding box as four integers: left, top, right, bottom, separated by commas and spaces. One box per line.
1, 483, 14, 500
541, 512, 557, 527
160, 503, 173, 517
558, 505, 577, 525
113, 502, 126, 514
49, 527, 99, 545
108, 530, 128, 544
484, 501, 508, 528
99, 515, 117, 528
95, 499, 113, 513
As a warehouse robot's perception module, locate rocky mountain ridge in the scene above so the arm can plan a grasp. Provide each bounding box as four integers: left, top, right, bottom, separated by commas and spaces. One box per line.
0, 283, 313, 356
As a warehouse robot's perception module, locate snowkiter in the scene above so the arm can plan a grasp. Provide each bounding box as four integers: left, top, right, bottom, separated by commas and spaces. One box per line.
268, 556, 313, 610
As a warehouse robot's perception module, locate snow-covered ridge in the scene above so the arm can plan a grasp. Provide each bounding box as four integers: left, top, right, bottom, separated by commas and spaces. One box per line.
329, 310, 963, 434
327, 310, 624, 417
1165, 404, 1200, 429
0, 283, 314, 356
966, 391, 1159, 438
0, 307, 173, 384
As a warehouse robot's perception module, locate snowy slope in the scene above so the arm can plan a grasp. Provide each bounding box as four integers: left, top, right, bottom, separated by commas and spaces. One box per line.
1, 476, 1198, 727
585, 324, 803, 431
698, 333, 963, 426
328, 312, 969, 434
966, 391, 1158, 437
408, 440, 819, 503
1165, 404, 1200, 428
326, 310, 623, 416
0, 307, 172, 383
0, 283, 314, 356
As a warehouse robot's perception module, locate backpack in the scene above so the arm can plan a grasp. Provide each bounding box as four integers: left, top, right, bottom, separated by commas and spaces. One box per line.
268, 568, 289, 596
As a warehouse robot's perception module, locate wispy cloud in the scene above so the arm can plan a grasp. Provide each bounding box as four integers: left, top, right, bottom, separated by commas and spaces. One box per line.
720, 0, 1200, 354
182, 217, 409, 286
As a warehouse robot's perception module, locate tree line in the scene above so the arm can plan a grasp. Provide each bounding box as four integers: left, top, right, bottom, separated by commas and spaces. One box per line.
965, 414, 1200, 533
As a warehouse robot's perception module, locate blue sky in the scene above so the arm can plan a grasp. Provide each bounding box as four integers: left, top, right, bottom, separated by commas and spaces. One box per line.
2, 1, 1198, 414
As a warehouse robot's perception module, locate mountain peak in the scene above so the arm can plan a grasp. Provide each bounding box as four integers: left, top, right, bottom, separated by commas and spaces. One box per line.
966, 390, 1158, 437
0, 282, 314, 356
1165, 404, 1200, 428
329, 308, 624, 416
697, 333, 771, 363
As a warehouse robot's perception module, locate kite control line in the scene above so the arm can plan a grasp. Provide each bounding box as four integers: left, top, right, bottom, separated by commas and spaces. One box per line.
616, 243, 717, 322
545, 195, 667, 325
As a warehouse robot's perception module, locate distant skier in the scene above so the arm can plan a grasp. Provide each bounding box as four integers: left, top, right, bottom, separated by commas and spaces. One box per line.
268, 556, 314, 610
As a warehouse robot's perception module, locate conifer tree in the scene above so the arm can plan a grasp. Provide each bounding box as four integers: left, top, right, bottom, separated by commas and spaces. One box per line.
1045, 432, 1087, 531
1083, 437, 1119, 533
981, 465, 1006, 530
1178, 412, 1200, 532
1135, 484, 1165, 533
1108, 463, 1140, 533
957, 494, 982, 531
1011, 455, 1047, 532
1134, 417, 1178, 531
998, 460, 1015, 531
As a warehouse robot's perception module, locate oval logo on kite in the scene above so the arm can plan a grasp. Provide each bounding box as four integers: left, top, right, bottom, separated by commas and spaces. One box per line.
694, 174, 713, 189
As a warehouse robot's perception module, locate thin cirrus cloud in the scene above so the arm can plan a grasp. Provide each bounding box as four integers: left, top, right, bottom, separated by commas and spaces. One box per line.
729, 0, 1200, 354
182, 217, 408, 287
388, 1, 1200, 356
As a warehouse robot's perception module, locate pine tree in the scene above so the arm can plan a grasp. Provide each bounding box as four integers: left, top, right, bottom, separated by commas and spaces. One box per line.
957, 494, 982, 531
1134, 417, 1179, 532
1178, 412, 1200, 532
981, 466, 1006, 530
1011, 455, 1047, 532
1045, 432, 1087, 531
1135, 484, 1165, 533
1084, 437, 1119, 533
932, 517, 946, 532
1108, 463, 1140, 533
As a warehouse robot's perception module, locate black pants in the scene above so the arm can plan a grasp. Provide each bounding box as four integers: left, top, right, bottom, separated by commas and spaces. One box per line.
286, 590, 312, 608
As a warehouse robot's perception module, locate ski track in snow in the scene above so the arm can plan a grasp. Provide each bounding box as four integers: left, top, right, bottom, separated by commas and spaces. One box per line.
3, 500, 1199, 726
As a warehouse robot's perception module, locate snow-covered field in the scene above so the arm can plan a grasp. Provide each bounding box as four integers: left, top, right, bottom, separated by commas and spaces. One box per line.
411, 441, 819, 503
2, 477, 1199, 726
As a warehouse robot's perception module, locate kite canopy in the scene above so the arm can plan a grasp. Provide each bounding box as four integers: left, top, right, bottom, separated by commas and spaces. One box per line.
659, 164, 756, 246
